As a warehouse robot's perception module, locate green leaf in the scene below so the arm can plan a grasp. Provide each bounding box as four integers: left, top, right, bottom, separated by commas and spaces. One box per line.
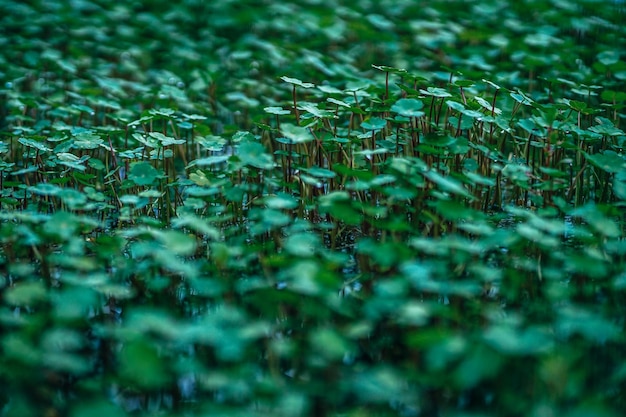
304, 166, 336, 179
556, 305, 620, 343
148, 132, 185, 146
390, 98, 425, 117
298, 102, 337, 119
280, 76, 315, 88
510, 90, 534, 105
446, 100, 466, 112
614, 180, 626, 200
261, 193, 299, 210
45, 211, 80, 240
420, 87, 452, 97
4, 281, 47, 306
18, 137, 51, 152
424, 170, 474, 199
474, 96, 501, 114
264, 106, 291, 115
280, 123, 315, 144
318, 191, 362, 225
327, 97, 351, 108
154, 229, 197, 256
284, 232, 320, 257
361, 117, 387, 131
118, 339, 169, 389
172, 214, 220, 240
70, 400, 127, 417
190, 155, 230, 167
128, 161, 162, 186
454, 345, 503, 388
73, 131, 103, 149
586, 150, 626, 173
483, 325, 553, 355
597, 50, 620, 66
238, 141, 276, 169
310, 327, 351, 360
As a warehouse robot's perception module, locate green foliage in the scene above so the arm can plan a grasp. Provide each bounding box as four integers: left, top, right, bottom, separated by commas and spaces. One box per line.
1, 0, 626, 416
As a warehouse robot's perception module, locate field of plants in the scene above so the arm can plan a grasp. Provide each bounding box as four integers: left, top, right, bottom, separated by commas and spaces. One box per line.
1, 0, 625, 416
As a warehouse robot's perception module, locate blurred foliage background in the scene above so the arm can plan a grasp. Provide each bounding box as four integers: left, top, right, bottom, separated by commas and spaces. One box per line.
1, 0, 626, 416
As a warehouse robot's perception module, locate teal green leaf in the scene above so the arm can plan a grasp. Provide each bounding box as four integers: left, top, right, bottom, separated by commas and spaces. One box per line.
424, 170, 474, 199
238, 141, 276, 169
128, 161, 162, 186
264, 106, 291, 115
483, 325, 553, 355
586, 150, 626, 173
45, 211, 80, 240
4, 281, 47, 306
154, 230, 197, 256
280, 76, 315, 88
18, 137, 51, 152
361, 117, 387, 131
391, 98, 425, 117
280, 124, 314, 144
119, 339, 169, 389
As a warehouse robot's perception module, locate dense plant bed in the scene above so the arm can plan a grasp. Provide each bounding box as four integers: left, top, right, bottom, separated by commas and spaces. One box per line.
1, 0, 625, 416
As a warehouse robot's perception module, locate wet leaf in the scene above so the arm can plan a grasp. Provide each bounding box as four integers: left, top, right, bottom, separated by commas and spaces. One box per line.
119, 339, 170, 389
